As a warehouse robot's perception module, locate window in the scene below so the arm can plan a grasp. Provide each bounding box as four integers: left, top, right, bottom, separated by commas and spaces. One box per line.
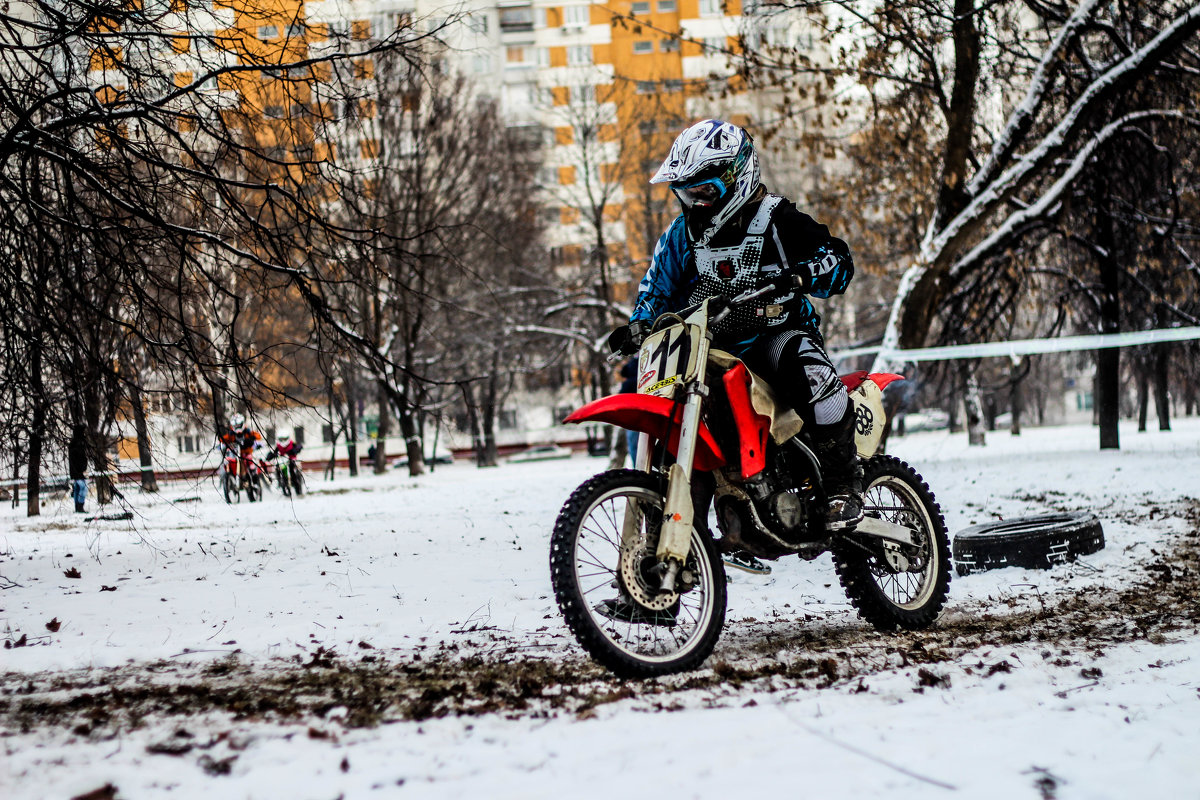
660, 37, 679, 52
322, 423, 333, 443
567, 45, 592, 65
636, 81, 655, 94
657, 0, 676, 10
631, 1, 651, 14
177, 435, 197, 454
742, 0, 760, 13
704, 36, 725, 52
575, 83, 596, 104
664, 78, 683, 93
473, 53, 493, 73
633, 40, 653, 54
699, 0, 721, 16
257, 25, 278, 39
294, 426, 305, 445
499, 410, 518, 430
263, 105, 285, 118
536, 47, 550, 67
285, 23, 304, 39
564, 5, 589, 25
499, 6, 534, 32
638, 120, 656, 135
506, 46, 526, 64
467, 14, 488, 34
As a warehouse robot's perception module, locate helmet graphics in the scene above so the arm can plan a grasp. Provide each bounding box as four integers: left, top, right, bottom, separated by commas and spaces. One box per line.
651, 119, 760, 241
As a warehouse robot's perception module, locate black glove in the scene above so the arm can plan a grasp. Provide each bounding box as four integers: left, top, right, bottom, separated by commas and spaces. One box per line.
608, 320, 650, 356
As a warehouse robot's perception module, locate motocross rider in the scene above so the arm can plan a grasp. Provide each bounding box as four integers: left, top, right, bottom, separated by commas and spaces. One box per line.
620, 119, 863, 531
217, 413, 263, 463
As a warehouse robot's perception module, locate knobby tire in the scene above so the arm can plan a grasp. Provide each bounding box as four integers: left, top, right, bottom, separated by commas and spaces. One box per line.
550, 469, 727, 678
831, 455, 951, 631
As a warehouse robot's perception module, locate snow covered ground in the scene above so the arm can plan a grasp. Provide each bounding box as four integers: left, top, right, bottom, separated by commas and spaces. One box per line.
2, 418, 1198, 799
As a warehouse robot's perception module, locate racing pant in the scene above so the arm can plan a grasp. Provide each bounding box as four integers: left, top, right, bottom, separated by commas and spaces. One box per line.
739, 327, 860, 494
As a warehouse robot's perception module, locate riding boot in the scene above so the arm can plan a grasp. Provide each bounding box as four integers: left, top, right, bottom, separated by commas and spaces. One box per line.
809, 404, 864, 531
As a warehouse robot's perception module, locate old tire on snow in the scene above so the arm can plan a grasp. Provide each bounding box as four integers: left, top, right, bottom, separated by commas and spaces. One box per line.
952, 512, 1104, 576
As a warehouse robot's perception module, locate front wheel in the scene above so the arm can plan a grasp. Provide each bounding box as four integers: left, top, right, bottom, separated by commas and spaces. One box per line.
247, 471, 262, 502
831, 455, 951, 631
277, 465, 291, 497
223, 471, 239, 504
550, 469, 727, 678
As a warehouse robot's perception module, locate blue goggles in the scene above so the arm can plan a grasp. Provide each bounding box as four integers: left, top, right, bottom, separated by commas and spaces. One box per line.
670, 176, 727, 208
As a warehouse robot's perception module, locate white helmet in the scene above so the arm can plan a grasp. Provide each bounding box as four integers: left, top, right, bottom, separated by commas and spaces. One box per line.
651, 119, 760, 239
277, 434, 292, 447
229, 413, 246, 431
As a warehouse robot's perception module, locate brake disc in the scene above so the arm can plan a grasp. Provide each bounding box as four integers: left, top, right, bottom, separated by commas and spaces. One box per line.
618, 541, 680, 611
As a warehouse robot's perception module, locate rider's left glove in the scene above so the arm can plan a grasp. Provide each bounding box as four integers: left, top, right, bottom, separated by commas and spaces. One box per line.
608, 320, 650, 356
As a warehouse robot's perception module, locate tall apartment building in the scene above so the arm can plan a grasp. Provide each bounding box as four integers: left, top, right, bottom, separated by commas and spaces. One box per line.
425, 0, 751, 301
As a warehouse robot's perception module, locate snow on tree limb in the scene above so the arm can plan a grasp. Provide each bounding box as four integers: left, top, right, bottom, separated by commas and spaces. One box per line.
950, 110, 1200, 280
923, 1, 1200, 268
964, 0, 1106, 200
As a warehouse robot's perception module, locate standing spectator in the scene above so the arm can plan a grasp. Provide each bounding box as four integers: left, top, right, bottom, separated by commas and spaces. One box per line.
68, 425, 88, 514
619, 359, 639, 466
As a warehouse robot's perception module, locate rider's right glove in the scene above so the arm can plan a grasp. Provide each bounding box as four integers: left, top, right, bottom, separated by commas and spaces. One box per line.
607, 320, 650, 356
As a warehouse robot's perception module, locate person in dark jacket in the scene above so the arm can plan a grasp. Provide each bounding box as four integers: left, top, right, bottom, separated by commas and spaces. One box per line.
625, 119, 862, 530
68, 425, 88, 513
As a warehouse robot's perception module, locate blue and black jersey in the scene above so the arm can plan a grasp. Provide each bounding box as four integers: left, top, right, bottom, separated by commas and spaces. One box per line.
630, 194, 854, 353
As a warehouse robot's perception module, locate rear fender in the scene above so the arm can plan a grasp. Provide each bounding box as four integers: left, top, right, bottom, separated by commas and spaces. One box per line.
840, 372, 904, 457
564, 394, 726, 472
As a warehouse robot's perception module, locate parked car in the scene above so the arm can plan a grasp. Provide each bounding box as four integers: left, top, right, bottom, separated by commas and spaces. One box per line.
506, 444, 572, 464
898, 409, 950, 433
392, 448, 455, 469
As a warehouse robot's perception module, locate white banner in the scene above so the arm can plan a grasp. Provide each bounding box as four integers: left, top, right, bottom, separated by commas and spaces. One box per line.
833, 326, 1200, 363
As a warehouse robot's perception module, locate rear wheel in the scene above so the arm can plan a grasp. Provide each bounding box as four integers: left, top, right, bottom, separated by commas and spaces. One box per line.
277, 464, 292, 497
832, 455, 951, 631
550, 469, 727, 678
291, 466, 304, 496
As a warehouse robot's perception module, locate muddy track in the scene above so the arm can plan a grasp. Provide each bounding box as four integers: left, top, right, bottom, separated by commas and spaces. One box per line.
3, 502, 1197, 737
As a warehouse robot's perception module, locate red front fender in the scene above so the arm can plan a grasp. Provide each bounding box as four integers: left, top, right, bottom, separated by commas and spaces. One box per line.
564, 394, 726, 472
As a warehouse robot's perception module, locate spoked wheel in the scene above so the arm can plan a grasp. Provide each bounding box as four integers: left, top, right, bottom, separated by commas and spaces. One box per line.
278, 466, 292, 498
223, 472, 239, 504
832, 455, 951, 630
291, 467, 304, 496
247, 472, 262, 502
550, 469, 726, 678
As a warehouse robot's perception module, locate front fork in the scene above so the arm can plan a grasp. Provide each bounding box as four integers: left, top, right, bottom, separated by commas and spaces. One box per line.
622, 336, 712, 593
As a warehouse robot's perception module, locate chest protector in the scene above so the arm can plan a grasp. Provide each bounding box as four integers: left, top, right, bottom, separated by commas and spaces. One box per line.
687, 195, 795, 334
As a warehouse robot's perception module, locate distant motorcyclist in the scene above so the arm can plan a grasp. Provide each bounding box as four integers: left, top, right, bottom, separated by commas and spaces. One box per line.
623, 119, 862, 530
266, 433, 302, 462
217, 413, 263, 460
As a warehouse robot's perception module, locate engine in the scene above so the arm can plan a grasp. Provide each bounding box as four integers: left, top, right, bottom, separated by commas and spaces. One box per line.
714, 440, 822, 558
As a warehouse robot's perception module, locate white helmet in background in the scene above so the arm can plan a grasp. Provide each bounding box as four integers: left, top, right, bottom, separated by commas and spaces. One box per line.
229, 413, 246, 431
651, 119, 761, 239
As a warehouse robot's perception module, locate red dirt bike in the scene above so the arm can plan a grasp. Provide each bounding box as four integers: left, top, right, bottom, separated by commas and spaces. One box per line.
222, 448, 263, 504
551, 291, 951, 677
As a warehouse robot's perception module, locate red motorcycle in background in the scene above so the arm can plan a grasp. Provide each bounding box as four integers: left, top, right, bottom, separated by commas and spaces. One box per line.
222, 447, 263, 504
550, 289, 952, 677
